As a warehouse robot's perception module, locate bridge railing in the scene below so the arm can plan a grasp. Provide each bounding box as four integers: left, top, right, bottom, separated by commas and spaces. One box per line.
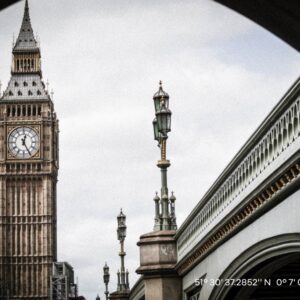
176, 78, 300, 261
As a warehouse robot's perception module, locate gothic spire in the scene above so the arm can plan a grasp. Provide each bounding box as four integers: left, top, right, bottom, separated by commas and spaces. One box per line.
13, 0, 38, 52
1, 0, 48, 101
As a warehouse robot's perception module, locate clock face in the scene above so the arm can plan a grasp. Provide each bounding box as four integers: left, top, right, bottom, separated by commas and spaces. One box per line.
8, 127, 40, 159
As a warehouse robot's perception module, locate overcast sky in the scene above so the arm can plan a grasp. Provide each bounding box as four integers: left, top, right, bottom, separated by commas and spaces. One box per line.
0, 0, 299, 299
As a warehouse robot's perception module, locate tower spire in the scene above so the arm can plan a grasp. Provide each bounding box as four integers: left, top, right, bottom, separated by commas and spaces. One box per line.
1, 0, 48, 101
14, 0, 38, 52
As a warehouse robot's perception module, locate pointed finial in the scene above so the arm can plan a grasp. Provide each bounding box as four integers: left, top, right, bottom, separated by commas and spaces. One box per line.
159, 80, 164, 92
25, 0, 29, 10
50, 89, 54, 100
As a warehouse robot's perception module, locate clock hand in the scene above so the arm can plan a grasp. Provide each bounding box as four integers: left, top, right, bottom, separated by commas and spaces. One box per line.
22, 135, 31, 155
21, 135, 26, 145
24, 144, 31, 155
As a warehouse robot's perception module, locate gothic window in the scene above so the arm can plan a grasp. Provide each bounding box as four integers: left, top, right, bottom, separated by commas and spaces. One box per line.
18, 91, 22, 96
14, 82, 19, 87
23, 81, 28, 87
32, 81, 37, 86
9, 91, 13, 96
33, 106, 36, 116
28, 90, 33, 96
37, 90, 41, 95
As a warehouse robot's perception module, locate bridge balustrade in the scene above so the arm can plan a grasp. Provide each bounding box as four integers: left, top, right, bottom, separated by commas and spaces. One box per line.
176, 79, 300, 262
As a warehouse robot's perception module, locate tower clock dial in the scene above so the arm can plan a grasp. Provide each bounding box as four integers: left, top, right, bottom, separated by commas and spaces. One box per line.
8, 127, 40, 159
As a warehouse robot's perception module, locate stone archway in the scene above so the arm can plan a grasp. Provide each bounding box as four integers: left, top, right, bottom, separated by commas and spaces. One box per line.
209, 233, 300, 300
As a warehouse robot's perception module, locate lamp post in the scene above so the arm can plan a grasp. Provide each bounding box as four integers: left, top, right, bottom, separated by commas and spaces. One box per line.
103, 262, 110, 300
152, 81, 177, 231
136, 82, 181, 300
117, 209, 129, 292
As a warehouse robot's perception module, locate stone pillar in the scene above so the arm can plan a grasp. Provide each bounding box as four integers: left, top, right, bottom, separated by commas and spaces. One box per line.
136, 230, 181, 300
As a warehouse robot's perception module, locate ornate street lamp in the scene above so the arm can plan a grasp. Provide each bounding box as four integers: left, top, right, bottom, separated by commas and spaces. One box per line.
156, 97, 172, 136
103, 262, 110, 300
117, 209, 126, 242
152, 118, 160, 143
152, 81, 177, 231
116, 209, 129, 291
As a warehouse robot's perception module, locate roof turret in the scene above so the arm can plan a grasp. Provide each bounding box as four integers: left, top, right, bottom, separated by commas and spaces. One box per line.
13, 0, 39, 52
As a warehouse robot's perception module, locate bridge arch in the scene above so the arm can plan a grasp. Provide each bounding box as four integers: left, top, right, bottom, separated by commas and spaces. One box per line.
210, 233, 300, 300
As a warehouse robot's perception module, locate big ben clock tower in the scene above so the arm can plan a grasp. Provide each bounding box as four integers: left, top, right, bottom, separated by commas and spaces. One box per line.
0, 1, 58, 299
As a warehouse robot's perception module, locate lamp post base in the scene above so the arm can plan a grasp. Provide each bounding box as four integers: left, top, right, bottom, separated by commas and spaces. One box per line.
136, 230, 182, 300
